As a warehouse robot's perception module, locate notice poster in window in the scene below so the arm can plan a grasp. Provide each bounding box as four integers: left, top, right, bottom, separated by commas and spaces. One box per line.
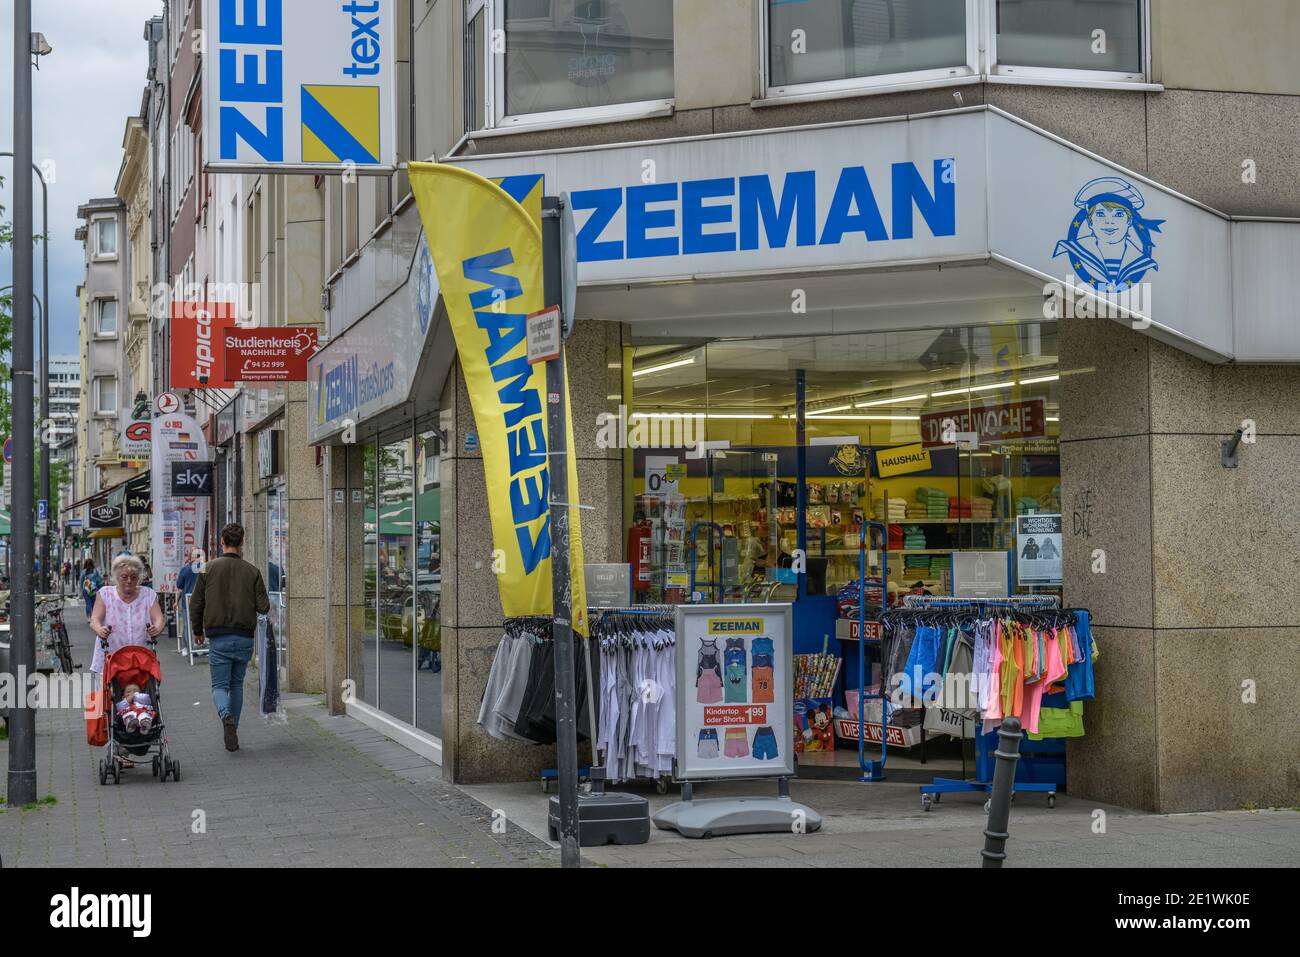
1016, 514, 1063, 585
675, 603, 793, 781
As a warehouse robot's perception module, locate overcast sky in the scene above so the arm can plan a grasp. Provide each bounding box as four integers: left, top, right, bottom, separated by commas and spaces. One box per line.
1, 0, 165, 357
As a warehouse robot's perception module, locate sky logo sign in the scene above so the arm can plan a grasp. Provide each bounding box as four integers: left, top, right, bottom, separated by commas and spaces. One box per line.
216, 0, 286, 163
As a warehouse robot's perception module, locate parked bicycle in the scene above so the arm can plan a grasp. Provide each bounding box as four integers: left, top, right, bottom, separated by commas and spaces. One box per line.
36, 595, 75, 674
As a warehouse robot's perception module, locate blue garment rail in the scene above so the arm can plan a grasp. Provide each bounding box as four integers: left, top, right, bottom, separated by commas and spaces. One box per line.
906, 595, 1067, 811
856, 521, 888, 782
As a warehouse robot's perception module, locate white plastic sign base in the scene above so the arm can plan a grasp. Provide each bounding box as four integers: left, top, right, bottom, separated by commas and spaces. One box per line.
652, 796, 823, 839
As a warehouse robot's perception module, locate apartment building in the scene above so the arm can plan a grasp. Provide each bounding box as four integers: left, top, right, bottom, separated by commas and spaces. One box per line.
68, 198, 138, 565
45, 355, 80, 463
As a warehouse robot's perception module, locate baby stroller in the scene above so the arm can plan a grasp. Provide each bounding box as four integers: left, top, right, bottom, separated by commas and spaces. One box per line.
96, 637, 180, 784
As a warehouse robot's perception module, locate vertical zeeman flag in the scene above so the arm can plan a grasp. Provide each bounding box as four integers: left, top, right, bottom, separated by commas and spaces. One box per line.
408, 162, 587, 635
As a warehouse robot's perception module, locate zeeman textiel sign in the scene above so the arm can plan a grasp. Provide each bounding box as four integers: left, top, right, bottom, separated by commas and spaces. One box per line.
875, 443, 932, 478
203, 0, 398, 172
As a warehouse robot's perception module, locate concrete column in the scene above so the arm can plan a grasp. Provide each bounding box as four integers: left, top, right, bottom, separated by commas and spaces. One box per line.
285, 382, 326, 694
324, 443, 365, 713
1060, 318, 1300, 812
440, 319, 624, 784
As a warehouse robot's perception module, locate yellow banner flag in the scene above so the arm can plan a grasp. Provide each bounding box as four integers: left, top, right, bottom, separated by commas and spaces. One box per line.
409, 162, 587, 635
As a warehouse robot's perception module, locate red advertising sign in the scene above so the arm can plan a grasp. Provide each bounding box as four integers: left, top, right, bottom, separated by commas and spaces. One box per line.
223, 327, 319, 382
170, 301, 239, 389
702, 705, 769, 726
919, 398, 1045, 448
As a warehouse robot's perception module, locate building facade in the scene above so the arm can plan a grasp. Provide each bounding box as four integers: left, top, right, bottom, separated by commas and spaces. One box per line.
71, 198, 138, 563
297, 0, 1300, 814
75, 0, 1300, 814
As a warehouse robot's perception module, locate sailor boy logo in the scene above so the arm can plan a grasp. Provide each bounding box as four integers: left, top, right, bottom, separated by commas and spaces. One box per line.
1053, 176, 1163, 293
415, 235, 436, 336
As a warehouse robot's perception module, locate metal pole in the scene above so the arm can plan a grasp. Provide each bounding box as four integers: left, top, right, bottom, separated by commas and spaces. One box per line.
0, 154, 48, 593
8, 0, 38, 807
543, 196, 581, 868
40, 173, 49, 593
980, 716, 1024, 868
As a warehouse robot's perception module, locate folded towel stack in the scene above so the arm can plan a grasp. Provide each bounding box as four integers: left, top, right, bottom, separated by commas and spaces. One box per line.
915, 486, 950, 518
874, 497, 908, 521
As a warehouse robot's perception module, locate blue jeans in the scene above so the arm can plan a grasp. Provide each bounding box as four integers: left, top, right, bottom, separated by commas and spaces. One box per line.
208, 635, 255, 727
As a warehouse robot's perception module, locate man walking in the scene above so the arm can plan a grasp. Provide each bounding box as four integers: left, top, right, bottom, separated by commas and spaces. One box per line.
189, 524, 270, 752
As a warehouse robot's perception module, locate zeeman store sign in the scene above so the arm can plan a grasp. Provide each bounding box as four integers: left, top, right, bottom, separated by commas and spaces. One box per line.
202, 0, 398, 172
454, 107, 1292, 363
452, 110, 991, 285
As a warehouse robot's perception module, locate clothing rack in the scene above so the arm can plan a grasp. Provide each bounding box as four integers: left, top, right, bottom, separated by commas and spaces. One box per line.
887, 595, 1083, 812
588, 604, 676, 792
901, 595, 1061, 610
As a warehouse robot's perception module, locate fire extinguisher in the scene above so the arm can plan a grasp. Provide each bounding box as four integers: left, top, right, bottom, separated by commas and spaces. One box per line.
627, 520, 652, 592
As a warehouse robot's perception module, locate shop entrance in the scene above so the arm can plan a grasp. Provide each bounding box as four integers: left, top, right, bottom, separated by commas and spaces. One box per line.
627, 322, 1062, 772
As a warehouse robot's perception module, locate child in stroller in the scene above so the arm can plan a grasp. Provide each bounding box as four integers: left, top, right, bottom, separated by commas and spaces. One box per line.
97, 640, 180, 785
115, 683, 157, 734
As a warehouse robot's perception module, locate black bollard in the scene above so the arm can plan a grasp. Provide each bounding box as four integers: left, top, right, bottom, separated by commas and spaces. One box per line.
980, 716, 1023, 868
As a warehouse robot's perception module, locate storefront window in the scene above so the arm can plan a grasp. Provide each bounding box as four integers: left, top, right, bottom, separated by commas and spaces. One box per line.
356, 442, 380, 707
500, 0, 674, 120
377, 435, 415, 724
414, 425, 442, 736
768, 0, 969, 91
628, 324, 1061, 607
344, 421, 444, 741
995, 0, 1142, 75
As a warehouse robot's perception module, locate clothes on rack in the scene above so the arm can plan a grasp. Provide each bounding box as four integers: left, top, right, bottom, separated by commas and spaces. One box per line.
477, 618, 596, 746
881, 600, 1096, 737
595, 610, 677, 782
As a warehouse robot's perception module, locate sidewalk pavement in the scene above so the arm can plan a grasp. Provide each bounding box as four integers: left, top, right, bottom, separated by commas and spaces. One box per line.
4, 604, 1297, 868
0, 606, 553, 867
464, 778, 1300, 868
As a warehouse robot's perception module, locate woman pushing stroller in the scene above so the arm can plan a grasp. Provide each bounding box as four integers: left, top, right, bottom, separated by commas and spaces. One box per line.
87, 554, 179, 782
89, 554, 166, 673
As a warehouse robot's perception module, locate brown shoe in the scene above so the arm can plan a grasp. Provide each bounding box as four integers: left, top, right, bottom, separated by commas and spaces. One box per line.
222, 714, 239, 752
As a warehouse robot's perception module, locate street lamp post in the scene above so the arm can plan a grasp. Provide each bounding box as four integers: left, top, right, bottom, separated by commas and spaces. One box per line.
1, 153, 51, 593
8, 0, 38, 807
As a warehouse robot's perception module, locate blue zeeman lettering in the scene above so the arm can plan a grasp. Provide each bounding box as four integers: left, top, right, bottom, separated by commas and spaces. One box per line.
568, 161, 956, 263
571, 188, 624, 261
220, 0, 283, 43
739, 171, 816, 250
217, 0, 285, 162
682, 178, 736, 255
892, 159, 956, 239
462, 247, 552, 576
626, 183, 679, 259
819, 167, 888, 245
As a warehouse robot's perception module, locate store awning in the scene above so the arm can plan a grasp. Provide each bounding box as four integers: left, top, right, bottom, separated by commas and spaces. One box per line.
0, 509, 9, 536
62, 472, 142, 516
88, 527, 125, 540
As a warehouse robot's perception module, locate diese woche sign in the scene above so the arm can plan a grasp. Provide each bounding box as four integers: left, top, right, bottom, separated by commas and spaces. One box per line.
920, 399, 1045, 448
